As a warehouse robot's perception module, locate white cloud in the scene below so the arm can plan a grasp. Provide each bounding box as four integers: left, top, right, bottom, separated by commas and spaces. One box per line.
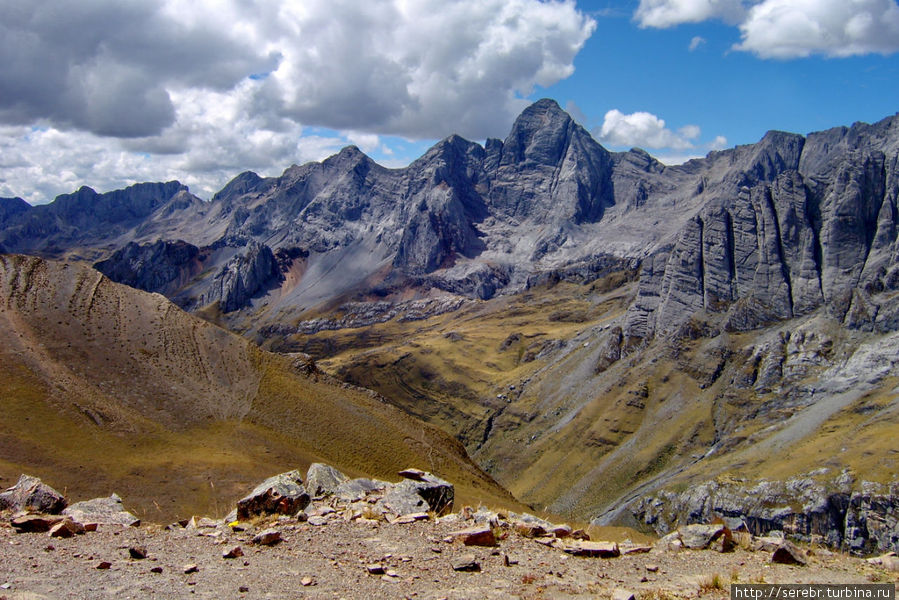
597, 109, 702, 150
634, 0, 746, 28
635, 0, 899, 58
0, 0, 595, 203
640, 134, 730, 165
344, 131, 384, 155
735, 0, 899, 58
709, 135, 729, 150
689, 35, 707, 51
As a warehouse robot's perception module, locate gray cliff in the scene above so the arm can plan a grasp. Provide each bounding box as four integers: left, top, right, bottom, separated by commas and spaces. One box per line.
4, 101, 898, 338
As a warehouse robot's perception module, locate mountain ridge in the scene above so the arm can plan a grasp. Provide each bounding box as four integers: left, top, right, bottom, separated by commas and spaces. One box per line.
3, 100, 899, 548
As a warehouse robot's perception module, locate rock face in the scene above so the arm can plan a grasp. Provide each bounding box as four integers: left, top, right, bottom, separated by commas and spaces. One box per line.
201, 241, 280, 312
3, 101, 898, 339
623, 121, 899, 344
632, 476, 899, 555
94, 240, 200, 296
0, 182, 201, 256
0, 474, 67, 514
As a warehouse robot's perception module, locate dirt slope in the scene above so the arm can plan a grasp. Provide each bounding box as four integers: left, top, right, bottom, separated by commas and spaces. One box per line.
0, 254, 517, 522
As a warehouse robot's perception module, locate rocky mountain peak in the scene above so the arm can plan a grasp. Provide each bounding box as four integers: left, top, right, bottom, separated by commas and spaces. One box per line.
212, 171, 264, 204
0, 196, 30, 225
324, 145, 372, 170
738, 129, 805, 187
52, 181, 190, 224
500, 98, 578, 167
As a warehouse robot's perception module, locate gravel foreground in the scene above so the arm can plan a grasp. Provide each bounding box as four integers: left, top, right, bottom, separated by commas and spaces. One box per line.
1, 514, 896, 600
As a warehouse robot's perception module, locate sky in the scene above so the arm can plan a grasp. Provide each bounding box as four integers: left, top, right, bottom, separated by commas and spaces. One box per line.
1, 0, 898, 205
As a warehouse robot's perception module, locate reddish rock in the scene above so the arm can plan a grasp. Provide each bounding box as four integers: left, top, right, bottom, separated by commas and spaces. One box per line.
252, 528, 282, 546
49, 518, 84, 538
620, 543, 653, 555
449, 525, 497, 547
513, 521, 546, 537
571, 529, 590, 540
551, 524, 572, 538
398, 468, 427, 481
11, 513, 63, 533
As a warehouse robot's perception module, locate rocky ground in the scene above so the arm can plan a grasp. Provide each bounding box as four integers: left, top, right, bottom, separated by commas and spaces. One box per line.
1, 469, 897, 600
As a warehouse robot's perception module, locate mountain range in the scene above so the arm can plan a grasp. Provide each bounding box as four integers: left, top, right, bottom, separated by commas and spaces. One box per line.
2, 99, 899, 552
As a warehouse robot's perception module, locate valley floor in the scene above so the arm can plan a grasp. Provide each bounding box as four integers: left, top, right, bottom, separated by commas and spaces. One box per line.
0, 514, 893, 599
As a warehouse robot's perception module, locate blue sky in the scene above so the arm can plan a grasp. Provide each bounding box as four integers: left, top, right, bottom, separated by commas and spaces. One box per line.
545, 1, 899, 162
2, 0, 898, 204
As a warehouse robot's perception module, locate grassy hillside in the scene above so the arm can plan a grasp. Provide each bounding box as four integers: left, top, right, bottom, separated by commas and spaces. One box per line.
279, 270, 899, 523
0, 254, 519, 521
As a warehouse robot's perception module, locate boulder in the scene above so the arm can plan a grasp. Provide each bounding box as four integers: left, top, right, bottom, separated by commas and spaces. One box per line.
63, 494, 140, 527
379, 473, 454, 516
509, 512, 554, 537
880, 556, 899, 572
620, 543, 653, 555
236, 471, 310, 519
0, 475, 67, 514
679, 523, 732, 550
754, 536, 787, 552
252, 528, 282, 546
305, 463, 349, 498
451, 554, 481, 572
335, 478, 387, 502
550, 524, 573, 538
49, 518, 85, 538
448, 526, 497, 547
655, 531, 683, 552
771, 541, 807, 566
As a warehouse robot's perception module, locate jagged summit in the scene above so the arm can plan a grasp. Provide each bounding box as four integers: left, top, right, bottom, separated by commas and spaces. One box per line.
3, 99, 899, 331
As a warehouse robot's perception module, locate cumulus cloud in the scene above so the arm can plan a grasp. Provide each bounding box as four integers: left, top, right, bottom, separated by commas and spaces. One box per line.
635, 0, 899, 58
634, 0, 746, 28
0, 0, 595, 202
0, 1, 593, 138
597, 109, 702, 150
736, 0, 899, 58
689, 36, 707, 51
0, 1, 275, 137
